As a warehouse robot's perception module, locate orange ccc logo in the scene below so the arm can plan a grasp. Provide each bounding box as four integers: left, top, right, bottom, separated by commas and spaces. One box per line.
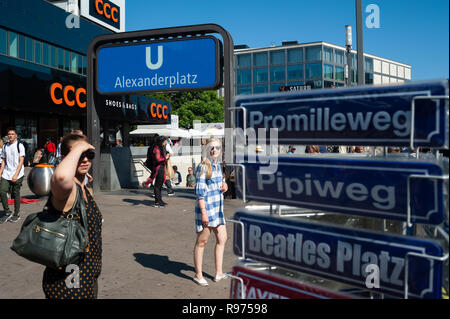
150, 103, 168, 119
50, 82, 86, 108
95, 0, 119, 23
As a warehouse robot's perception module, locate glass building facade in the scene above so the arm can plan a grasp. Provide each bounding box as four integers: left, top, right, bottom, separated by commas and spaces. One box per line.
234, 42, 412, 95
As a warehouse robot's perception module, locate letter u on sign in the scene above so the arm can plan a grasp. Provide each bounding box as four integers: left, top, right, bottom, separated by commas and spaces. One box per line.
146, 46, 163, 70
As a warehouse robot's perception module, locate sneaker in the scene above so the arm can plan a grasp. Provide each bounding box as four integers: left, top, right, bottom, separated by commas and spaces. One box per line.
193, 276, 208, 287
167, 191, 175, 196
213, 274, 228, 282
9, 214, 20, 223
153, 202, 160, 208
0, 213, 12, 224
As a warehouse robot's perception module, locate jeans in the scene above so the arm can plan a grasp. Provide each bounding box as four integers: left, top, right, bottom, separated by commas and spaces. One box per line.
154, 166, 165, 203
0, 176, 23, 215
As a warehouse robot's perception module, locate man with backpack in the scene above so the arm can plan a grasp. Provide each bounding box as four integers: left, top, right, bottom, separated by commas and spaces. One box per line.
142, 134, 159, 189
0, 128, 25, 224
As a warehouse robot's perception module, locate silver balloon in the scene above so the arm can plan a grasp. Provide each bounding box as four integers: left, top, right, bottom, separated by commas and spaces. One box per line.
27, 165, 55, 196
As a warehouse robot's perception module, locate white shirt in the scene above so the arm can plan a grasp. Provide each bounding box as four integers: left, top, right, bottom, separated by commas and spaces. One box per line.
1, 141, 25, 180
165, 142, 174, 156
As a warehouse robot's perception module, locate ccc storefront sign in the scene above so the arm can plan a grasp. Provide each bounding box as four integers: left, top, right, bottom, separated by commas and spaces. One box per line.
150, 103, 169, 119
95, 0, 119, 23
50, 83, 86, 108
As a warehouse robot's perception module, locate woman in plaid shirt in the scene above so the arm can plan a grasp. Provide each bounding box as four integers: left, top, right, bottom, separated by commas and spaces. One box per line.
193, 138, 228, 287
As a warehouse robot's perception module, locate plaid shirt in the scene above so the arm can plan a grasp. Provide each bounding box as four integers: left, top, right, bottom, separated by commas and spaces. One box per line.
194, 163, 225, 232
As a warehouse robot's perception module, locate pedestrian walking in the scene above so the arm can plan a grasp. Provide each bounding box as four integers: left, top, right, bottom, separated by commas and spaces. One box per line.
42, 133, 102, 299
164, 137, 175, 196
0, 128, 25, 224
193, 138, 228, 287
186, 167, 196, 188
142, 134, 158, 189
151, 136, 169, 207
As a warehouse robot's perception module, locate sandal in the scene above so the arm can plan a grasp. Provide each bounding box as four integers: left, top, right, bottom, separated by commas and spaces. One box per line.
193, 276, 208, 287
213, 274, 228, 282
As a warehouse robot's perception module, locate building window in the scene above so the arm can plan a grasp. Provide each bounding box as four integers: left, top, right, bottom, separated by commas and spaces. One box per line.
254, 68, 268, 83
287, 64, 303, 80
365, 72, 374, 84
287, 48, 302, 63
323, 46, 333, 63
25, 37, 33, 62
34, 40, 42, 64
305, 63, 322, 79
270, 66, 285, 82
324, 80, 335, 88
50, 45, 57, 68
253, 52, 268, 66
71, 52, 77, 73
236, 86, 251, 95
236, 69, 251, 85
253, 84, 268, 94
57, 47, 64, 70
305, 46, 321, 62
236, 54, 251, 68
324, 64, 333, 79
64, 49, 70, 71
82, 55, 87, 75
77, 54, 83, 74
270, 50, 285, 65
335, 50, 345, 65
0, 28, 7, 55
18, 34, 25, 59
42, 43, 49, 66
270, 83, 284, 92
335, 66, 345, 81
365, 57, 374, 72
8, 32, 18, 58
305, 80, 322, 89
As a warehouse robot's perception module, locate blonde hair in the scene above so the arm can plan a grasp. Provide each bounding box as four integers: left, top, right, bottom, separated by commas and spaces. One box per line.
200, 138, 222, 179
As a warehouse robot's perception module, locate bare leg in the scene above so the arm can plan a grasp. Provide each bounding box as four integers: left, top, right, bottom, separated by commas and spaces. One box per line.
193, 227, 211, 279
213, 225, 228, 277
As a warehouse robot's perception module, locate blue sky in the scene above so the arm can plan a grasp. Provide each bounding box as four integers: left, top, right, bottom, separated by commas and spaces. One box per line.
126, 0, 449, 81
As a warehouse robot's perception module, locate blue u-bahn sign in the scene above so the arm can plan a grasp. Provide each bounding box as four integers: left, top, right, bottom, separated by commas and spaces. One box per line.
96, 36, 222, 94
234, 80, 448, 148
232, 211, 444, 299
235, 156, 446, 225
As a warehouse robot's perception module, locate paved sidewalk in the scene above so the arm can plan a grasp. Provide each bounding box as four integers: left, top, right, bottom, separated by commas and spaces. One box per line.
0, 171, 243, 299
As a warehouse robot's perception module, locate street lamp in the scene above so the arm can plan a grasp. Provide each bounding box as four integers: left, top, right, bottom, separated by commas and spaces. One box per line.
345, 25, 352, 86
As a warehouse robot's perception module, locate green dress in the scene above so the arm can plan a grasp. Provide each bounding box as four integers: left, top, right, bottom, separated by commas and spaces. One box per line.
42, 184, 103, 299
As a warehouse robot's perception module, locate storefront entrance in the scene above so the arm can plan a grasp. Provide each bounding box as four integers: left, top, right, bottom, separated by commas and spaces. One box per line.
39, 117, 58, 149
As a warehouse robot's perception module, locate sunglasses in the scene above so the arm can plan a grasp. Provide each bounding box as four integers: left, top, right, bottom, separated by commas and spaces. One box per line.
80, 150, 95, 160
209, 146, 221, 151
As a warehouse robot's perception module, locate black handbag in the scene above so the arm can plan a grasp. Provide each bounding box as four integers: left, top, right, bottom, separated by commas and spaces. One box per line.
11, 184, 89, 269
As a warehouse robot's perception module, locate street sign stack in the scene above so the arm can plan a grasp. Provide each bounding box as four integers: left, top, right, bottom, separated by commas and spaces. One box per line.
227, 80, 449, 299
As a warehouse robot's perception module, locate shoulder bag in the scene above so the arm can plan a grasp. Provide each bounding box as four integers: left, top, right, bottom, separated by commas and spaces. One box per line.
10, 184, 89, 269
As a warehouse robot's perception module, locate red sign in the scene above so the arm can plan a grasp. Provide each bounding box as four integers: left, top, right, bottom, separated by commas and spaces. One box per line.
230, 265, 353, 299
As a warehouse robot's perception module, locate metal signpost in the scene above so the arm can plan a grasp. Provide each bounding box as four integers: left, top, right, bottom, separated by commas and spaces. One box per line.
87, 24, 234, 192
232, 211, 445, 299
227, 79, 448, 299
234, 80, 449, 147
234, 156, 447, 225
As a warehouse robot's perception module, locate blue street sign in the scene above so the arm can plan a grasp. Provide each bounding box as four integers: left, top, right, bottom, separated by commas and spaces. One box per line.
235, 156, 446, 225
232, 211, 444, 299
96, 36, 221, 94
234, 80, 449, 147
